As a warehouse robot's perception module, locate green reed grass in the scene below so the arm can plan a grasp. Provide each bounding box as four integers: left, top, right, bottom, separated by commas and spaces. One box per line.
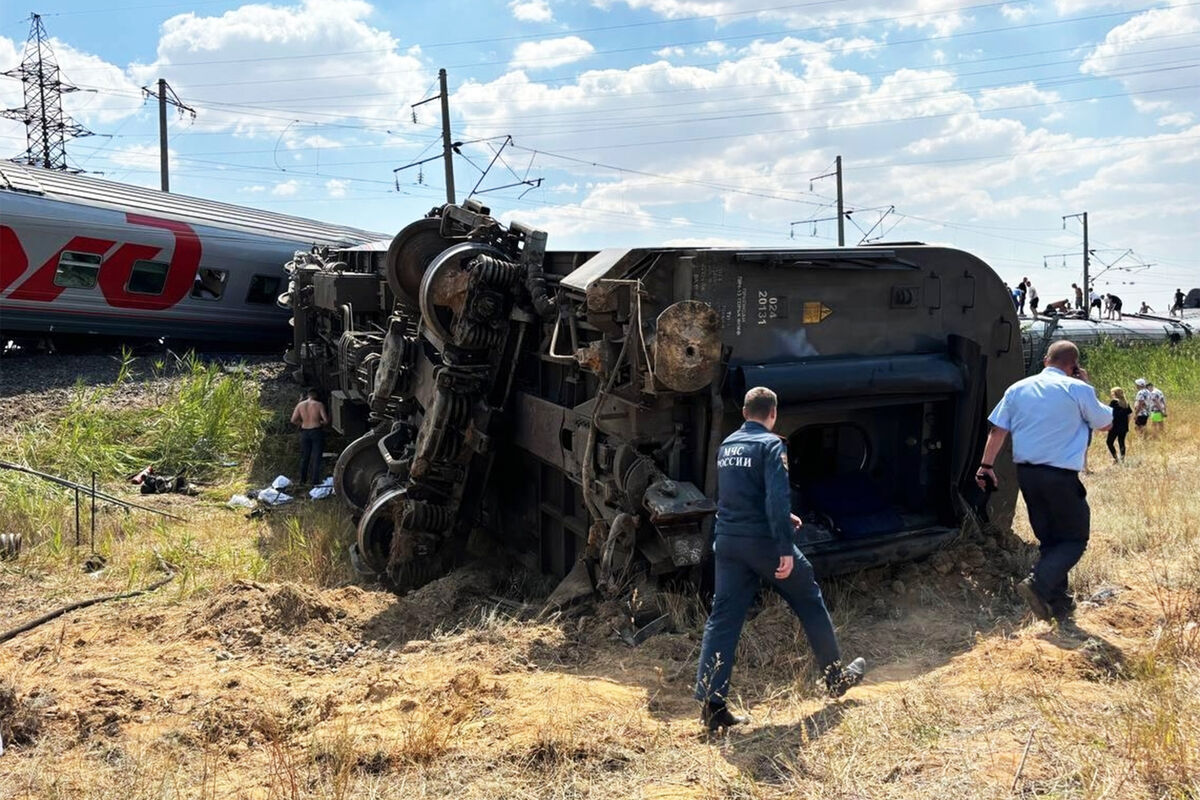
1083, 337, 1200, 399
3, 349, 266, 483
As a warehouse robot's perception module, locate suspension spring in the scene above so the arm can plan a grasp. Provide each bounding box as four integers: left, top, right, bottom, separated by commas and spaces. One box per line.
403, 501, 453, 532
471, 254, 522, 288
457, 324, 503, 350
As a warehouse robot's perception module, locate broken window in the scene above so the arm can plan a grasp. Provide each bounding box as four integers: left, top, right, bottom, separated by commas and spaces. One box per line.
190, 268, 228, 300
52, 251, 103, 289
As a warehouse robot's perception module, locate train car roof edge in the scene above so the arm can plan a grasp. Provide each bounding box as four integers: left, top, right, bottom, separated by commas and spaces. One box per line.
0, 160, 385, 247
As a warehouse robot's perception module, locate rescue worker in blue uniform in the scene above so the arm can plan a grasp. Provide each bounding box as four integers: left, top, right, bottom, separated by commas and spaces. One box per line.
695, 386, 866, 731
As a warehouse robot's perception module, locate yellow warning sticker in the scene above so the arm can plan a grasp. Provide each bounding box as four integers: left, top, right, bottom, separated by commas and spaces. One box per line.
802, 301, 833, 324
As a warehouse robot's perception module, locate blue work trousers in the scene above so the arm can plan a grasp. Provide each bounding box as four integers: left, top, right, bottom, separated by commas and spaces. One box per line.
695, 535, 841, 706
1017, 464, 1090, 615
299, 428, 325, 485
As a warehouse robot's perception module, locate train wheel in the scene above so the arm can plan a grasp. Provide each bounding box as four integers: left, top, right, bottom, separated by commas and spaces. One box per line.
417, 242, 506, 351
357, 487, 458, 592
385, 218, 448, 307
356, 486, 403, 575
333, 429, 387, 514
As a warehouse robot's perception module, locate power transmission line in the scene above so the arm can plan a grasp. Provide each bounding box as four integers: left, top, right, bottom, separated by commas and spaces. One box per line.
1, 13, 94, 171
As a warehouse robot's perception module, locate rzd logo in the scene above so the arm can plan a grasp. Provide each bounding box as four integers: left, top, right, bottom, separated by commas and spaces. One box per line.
0, 214, 201, 311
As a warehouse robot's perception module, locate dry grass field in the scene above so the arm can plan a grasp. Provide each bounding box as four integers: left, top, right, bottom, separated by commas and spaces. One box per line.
0, 347, 1197, 800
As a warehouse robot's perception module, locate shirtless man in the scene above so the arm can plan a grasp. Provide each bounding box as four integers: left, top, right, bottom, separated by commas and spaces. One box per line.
290, 389, 329, 485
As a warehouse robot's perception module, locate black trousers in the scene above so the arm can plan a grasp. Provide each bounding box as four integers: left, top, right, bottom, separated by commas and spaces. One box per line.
1106, 429, 1127, 459
1016, 464, 1090, 614
299, 428, 325, 485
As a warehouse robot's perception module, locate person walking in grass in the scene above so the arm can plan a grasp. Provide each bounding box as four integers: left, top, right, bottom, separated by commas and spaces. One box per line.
1146, 381, 1168, 436
1133, 378, 1151, 435
1107, 388, 1132, 463
976, 341, 1112, 623
695, 387, 866, 732
290, 388, 329, 485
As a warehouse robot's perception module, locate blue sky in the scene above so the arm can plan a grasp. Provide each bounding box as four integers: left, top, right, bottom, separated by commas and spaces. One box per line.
2, 0, 1197, 309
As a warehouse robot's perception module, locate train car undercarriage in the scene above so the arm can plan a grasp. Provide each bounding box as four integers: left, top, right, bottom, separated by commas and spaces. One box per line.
284, 201, 1024, 600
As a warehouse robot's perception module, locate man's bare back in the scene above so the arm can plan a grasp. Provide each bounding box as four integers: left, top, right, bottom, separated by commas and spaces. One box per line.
291, 397, 328, 430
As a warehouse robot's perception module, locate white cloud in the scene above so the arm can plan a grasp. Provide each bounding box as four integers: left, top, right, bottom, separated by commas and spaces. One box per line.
511, 36, 596, 70
510, 0, 553, 21
999, 3, 1034, 21
596, 0, 978, 36
239, 184, 267, 193
108, 143, 176, 172
287, 133, 344, 150
128, 0, 432, 136
1054, 0, 1151, 14
654, 46, 686, 58
977, 83, 1062, 111
272, 179, 300, 196
325, 178, 349, 197
1158, 112, 1195, 128
454, 25, 1200, 290
698, 41, 730, 56
1080, 5, 1200, 114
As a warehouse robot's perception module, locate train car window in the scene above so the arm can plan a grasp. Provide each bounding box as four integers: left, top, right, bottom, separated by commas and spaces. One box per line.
190, 268, 228, 300
52, 251, 103, 289
246, 274, 281, 304
127, 259, 171, 295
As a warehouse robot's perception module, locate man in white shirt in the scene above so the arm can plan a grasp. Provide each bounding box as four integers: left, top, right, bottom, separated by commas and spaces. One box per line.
1088, 289, 1102, 319
976, 341, 1112, 622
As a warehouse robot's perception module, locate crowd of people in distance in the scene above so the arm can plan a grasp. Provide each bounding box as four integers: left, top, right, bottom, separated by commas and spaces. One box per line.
1102, 377, 1169, 465
1004, 282, 1190, 323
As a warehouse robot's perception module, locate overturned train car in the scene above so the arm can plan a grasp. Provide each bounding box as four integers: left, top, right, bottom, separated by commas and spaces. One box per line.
286, 202, 1023, 594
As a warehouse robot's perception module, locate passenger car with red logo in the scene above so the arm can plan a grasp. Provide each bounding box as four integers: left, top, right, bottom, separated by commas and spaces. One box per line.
0, 161, 382, 348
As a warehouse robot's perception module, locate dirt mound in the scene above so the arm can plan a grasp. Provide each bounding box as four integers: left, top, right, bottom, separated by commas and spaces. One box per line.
360, 562, 513, 646
193, 580, 345, 644
0, 680, 46, 749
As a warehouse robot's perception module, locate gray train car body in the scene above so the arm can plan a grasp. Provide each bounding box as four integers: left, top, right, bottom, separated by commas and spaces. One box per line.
287, 202, 1024, 594
0, 162, 381, 346
1020, 314, 1194, 375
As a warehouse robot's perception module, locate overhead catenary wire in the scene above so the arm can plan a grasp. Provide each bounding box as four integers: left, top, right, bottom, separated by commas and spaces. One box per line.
69, 44, 1198, 135
5, 10, 1193, 278
157, 34, 1199, 105
109, 2, 1195, 72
